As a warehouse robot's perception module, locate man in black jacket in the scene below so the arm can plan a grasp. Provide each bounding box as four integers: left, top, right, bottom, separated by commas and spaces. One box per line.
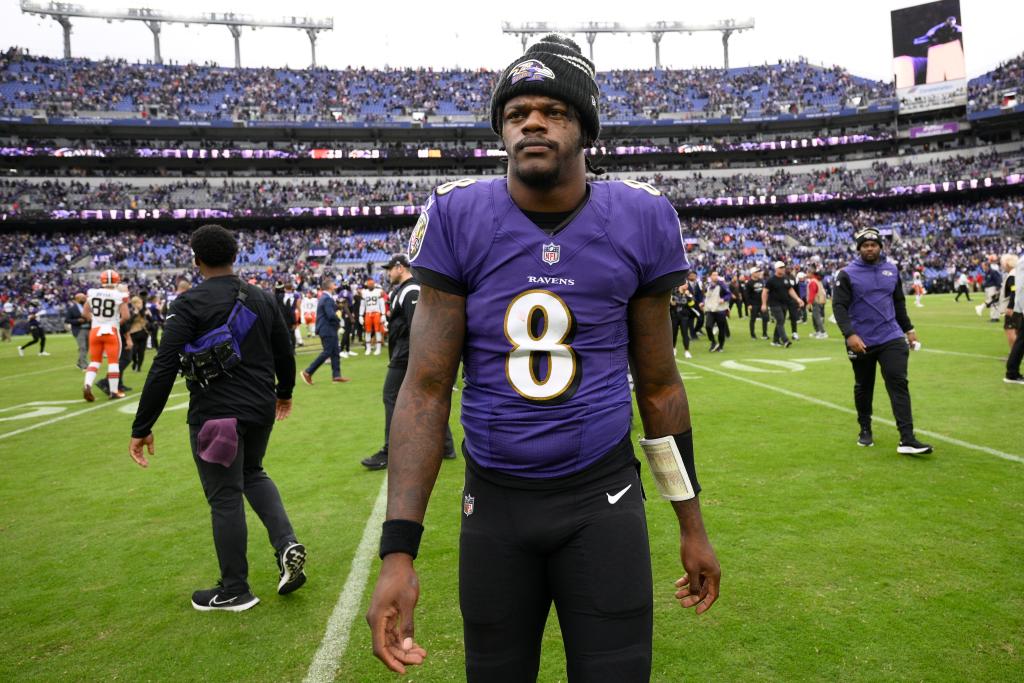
129, 224, 306, 612
65, 293, 89, 369
361, 254, 455, 470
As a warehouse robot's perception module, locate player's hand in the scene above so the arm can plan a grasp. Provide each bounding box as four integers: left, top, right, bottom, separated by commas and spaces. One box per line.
675, 531, 721, 615
366, 553, 427, 674
846, 334, 867, 354
275, 399, 292, 421
129, 433, 154, 468
906, 330, 919, 346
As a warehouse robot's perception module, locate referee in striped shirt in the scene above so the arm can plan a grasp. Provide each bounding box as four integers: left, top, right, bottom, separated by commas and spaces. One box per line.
361, 254, 455, 470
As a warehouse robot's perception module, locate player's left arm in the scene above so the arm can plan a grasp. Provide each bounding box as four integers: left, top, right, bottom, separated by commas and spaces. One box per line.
628, 290, 720, 615
892, 274, 917, 344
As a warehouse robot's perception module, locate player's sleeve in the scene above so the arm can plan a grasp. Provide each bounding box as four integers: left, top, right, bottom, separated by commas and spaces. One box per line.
131, 296, 195, 438
831, 270, 856, 338
892, 274, 913, 333
634, 197, 690, 298
409, 193, 467, 296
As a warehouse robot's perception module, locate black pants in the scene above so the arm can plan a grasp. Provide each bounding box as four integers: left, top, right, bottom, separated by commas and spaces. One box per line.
954, 285, 971, 301
670, 308, 690, 351
730, 297, 744, 318
788, 301, 800, 334
381, 363, 454, 456
340, 325, 352, 353
307, 332, 340, 378
688, 310, 703, 340
705, 310, 729, 348
848, 337, 915, 439
130, 330, 148, 371
1007, 326, 1024, 378
460, 437, 652, 683
749, 306, 768, 338
20, 328, 45, 352
190, 421, 296, 594
770, 305, 789, 344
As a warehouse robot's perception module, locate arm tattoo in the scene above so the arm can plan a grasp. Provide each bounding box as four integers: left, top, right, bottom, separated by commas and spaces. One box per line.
386, 285, 466, 522
627, 291, 691, 437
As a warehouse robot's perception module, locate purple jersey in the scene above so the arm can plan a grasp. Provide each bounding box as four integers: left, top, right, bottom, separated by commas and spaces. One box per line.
410, 177, 688, 478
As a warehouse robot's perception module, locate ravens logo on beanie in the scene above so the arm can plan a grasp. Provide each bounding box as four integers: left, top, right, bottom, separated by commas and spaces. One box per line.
490, 34, 601, 146
854, 228, 882, 248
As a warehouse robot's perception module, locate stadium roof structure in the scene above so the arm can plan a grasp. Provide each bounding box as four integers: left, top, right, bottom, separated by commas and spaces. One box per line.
19, 0, 333, 68
501, 19, 755, 69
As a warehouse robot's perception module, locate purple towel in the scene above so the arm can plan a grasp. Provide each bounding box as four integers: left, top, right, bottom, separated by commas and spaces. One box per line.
197, 418, 239, 468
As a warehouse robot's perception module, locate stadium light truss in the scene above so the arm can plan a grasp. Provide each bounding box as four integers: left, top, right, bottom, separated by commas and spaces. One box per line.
501, 19, 755, 69
19, 0, 334, 68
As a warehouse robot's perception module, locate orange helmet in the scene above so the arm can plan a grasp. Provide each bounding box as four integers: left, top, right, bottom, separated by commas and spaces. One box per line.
365, 278, 376, 288
100, 269, 121, 285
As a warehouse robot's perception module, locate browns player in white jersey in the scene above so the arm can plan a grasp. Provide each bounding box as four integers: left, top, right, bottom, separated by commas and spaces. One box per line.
359, 278, 387, 355
83, 269, 131, 400
912, 271, 926, 307
300, 291, 318, 338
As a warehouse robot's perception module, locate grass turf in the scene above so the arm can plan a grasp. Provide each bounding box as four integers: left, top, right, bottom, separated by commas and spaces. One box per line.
0, 293, 1021, 682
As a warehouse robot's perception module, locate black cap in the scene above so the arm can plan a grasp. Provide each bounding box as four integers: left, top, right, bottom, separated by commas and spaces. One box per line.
490, 34, 601, 146
383, 253, 411, 270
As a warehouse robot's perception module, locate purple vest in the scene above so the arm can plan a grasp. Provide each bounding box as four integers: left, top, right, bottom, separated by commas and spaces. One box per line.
410, 178, 688, 477
842, 256, 905, 347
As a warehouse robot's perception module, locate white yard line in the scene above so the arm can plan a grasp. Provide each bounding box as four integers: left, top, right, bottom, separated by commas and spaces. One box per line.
0, 364, 79, 381
0, 382, 184, 442
678, 360, 1024, 465
304, 477, 388, 683
920, 348, 1007, 361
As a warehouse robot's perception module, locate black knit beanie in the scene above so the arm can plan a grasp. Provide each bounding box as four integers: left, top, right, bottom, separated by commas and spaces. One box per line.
855, 228, 882, 248
490, 34, 601, 146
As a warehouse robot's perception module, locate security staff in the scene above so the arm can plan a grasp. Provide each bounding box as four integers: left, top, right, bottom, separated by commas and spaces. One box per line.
66, 293, 89, 369
832, 228, 933, 454
743, 268, 768, 339
361, 254, 455, 471
129, 224, 306, 612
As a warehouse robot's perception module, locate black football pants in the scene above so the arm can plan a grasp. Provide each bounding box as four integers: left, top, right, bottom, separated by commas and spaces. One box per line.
460, 438, 653, 683
848, 337, 915, 439
749, 306, 768, 338
190, 421, 297, 594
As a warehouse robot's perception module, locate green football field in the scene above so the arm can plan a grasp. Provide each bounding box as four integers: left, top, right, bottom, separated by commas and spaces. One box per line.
0, 292, 1020, 682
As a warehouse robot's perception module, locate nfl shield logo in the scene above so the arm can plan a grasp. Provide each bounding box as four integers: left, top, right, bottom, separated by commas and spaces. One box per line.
542, 242, 560, 266
463, 493, 475, 516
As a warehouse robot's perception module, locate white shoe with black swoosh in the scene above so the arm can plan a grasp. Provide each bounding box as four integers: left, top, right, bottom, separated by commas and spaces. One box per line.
191, 583, 260, 612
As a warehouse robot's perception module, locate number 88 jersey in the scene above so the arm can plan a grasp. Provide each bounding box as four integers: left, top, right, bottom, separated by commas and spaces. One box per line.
410, 177, 688, 478
86, 287, 127, 334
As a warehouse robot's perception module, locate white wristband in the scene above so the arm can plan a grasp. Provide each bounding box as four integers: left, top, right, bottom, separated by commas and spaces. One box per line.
638, 435, 696, 501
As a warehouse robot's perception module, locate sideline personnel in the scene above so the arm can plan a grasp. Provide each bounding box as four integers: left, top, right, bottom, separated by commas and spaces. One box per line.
361, 254, 455, 471
129, 224, 307, 611
365, 35, 719, 681
301, 277, 349, 385
832, 228, 933, 454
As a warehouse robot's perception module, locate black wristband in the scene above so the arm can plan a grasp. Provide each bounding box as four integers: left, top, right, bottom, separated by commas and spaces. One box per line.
672, 430, 702, 495
379, 519, 424, 560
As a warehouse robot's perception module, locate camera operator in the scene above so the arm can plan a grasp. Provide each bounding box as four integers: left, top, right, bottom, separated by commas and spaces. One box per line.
128, 224, 306, 612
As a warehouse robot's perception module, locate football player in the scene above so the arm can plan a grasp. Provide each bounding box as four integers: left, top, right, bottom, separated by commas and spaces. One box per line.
83, 269, 131, 400
366, 34, 720, 681
360, 278, 386, 355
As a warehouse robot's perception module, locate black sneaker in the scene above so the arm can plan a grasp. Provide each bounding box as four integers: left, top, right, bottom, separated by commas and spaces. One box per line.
361, 450, 388, 470
442, 450, 457, 460
191, 583, 260, 612
708, 343, 718, 353
897, 437, 934, 455
276, 542, 307, 595
783, 340, 793, 348
857, 429, 873, 447
1004, 375, 1024, 385
96, 378, 111, 397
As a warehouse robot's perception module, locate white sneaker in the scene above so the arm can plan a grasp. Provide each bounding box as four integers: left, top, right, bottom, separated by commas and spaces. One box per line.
975, 304, 984, 316
684, 350, 693, 359
39, 351, 51, 356
674, 348, 678, 356
373, 347, 381, 356
792, 333, 800, 340
819, 333, 829, 339
339, 351, 349, 358
18, 347, 24, 356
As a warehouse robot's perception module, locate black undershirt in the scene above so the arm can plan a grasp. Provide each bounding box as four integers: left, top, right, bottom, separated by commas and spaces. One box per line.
520, 185, 591, 236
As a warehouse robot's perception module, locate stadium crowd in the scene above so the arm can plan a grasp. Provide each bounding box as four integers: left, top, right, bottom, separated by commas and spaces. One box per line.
2, 48, 896, 122
2, 196, 1020, 329
3, 150, 1020, 218
968, 51, 1024, 112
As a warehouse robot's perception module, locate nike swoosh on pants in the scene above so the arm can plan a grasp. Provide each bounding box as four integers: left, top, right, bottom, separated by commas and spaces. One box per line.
606, 484, 632, 505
